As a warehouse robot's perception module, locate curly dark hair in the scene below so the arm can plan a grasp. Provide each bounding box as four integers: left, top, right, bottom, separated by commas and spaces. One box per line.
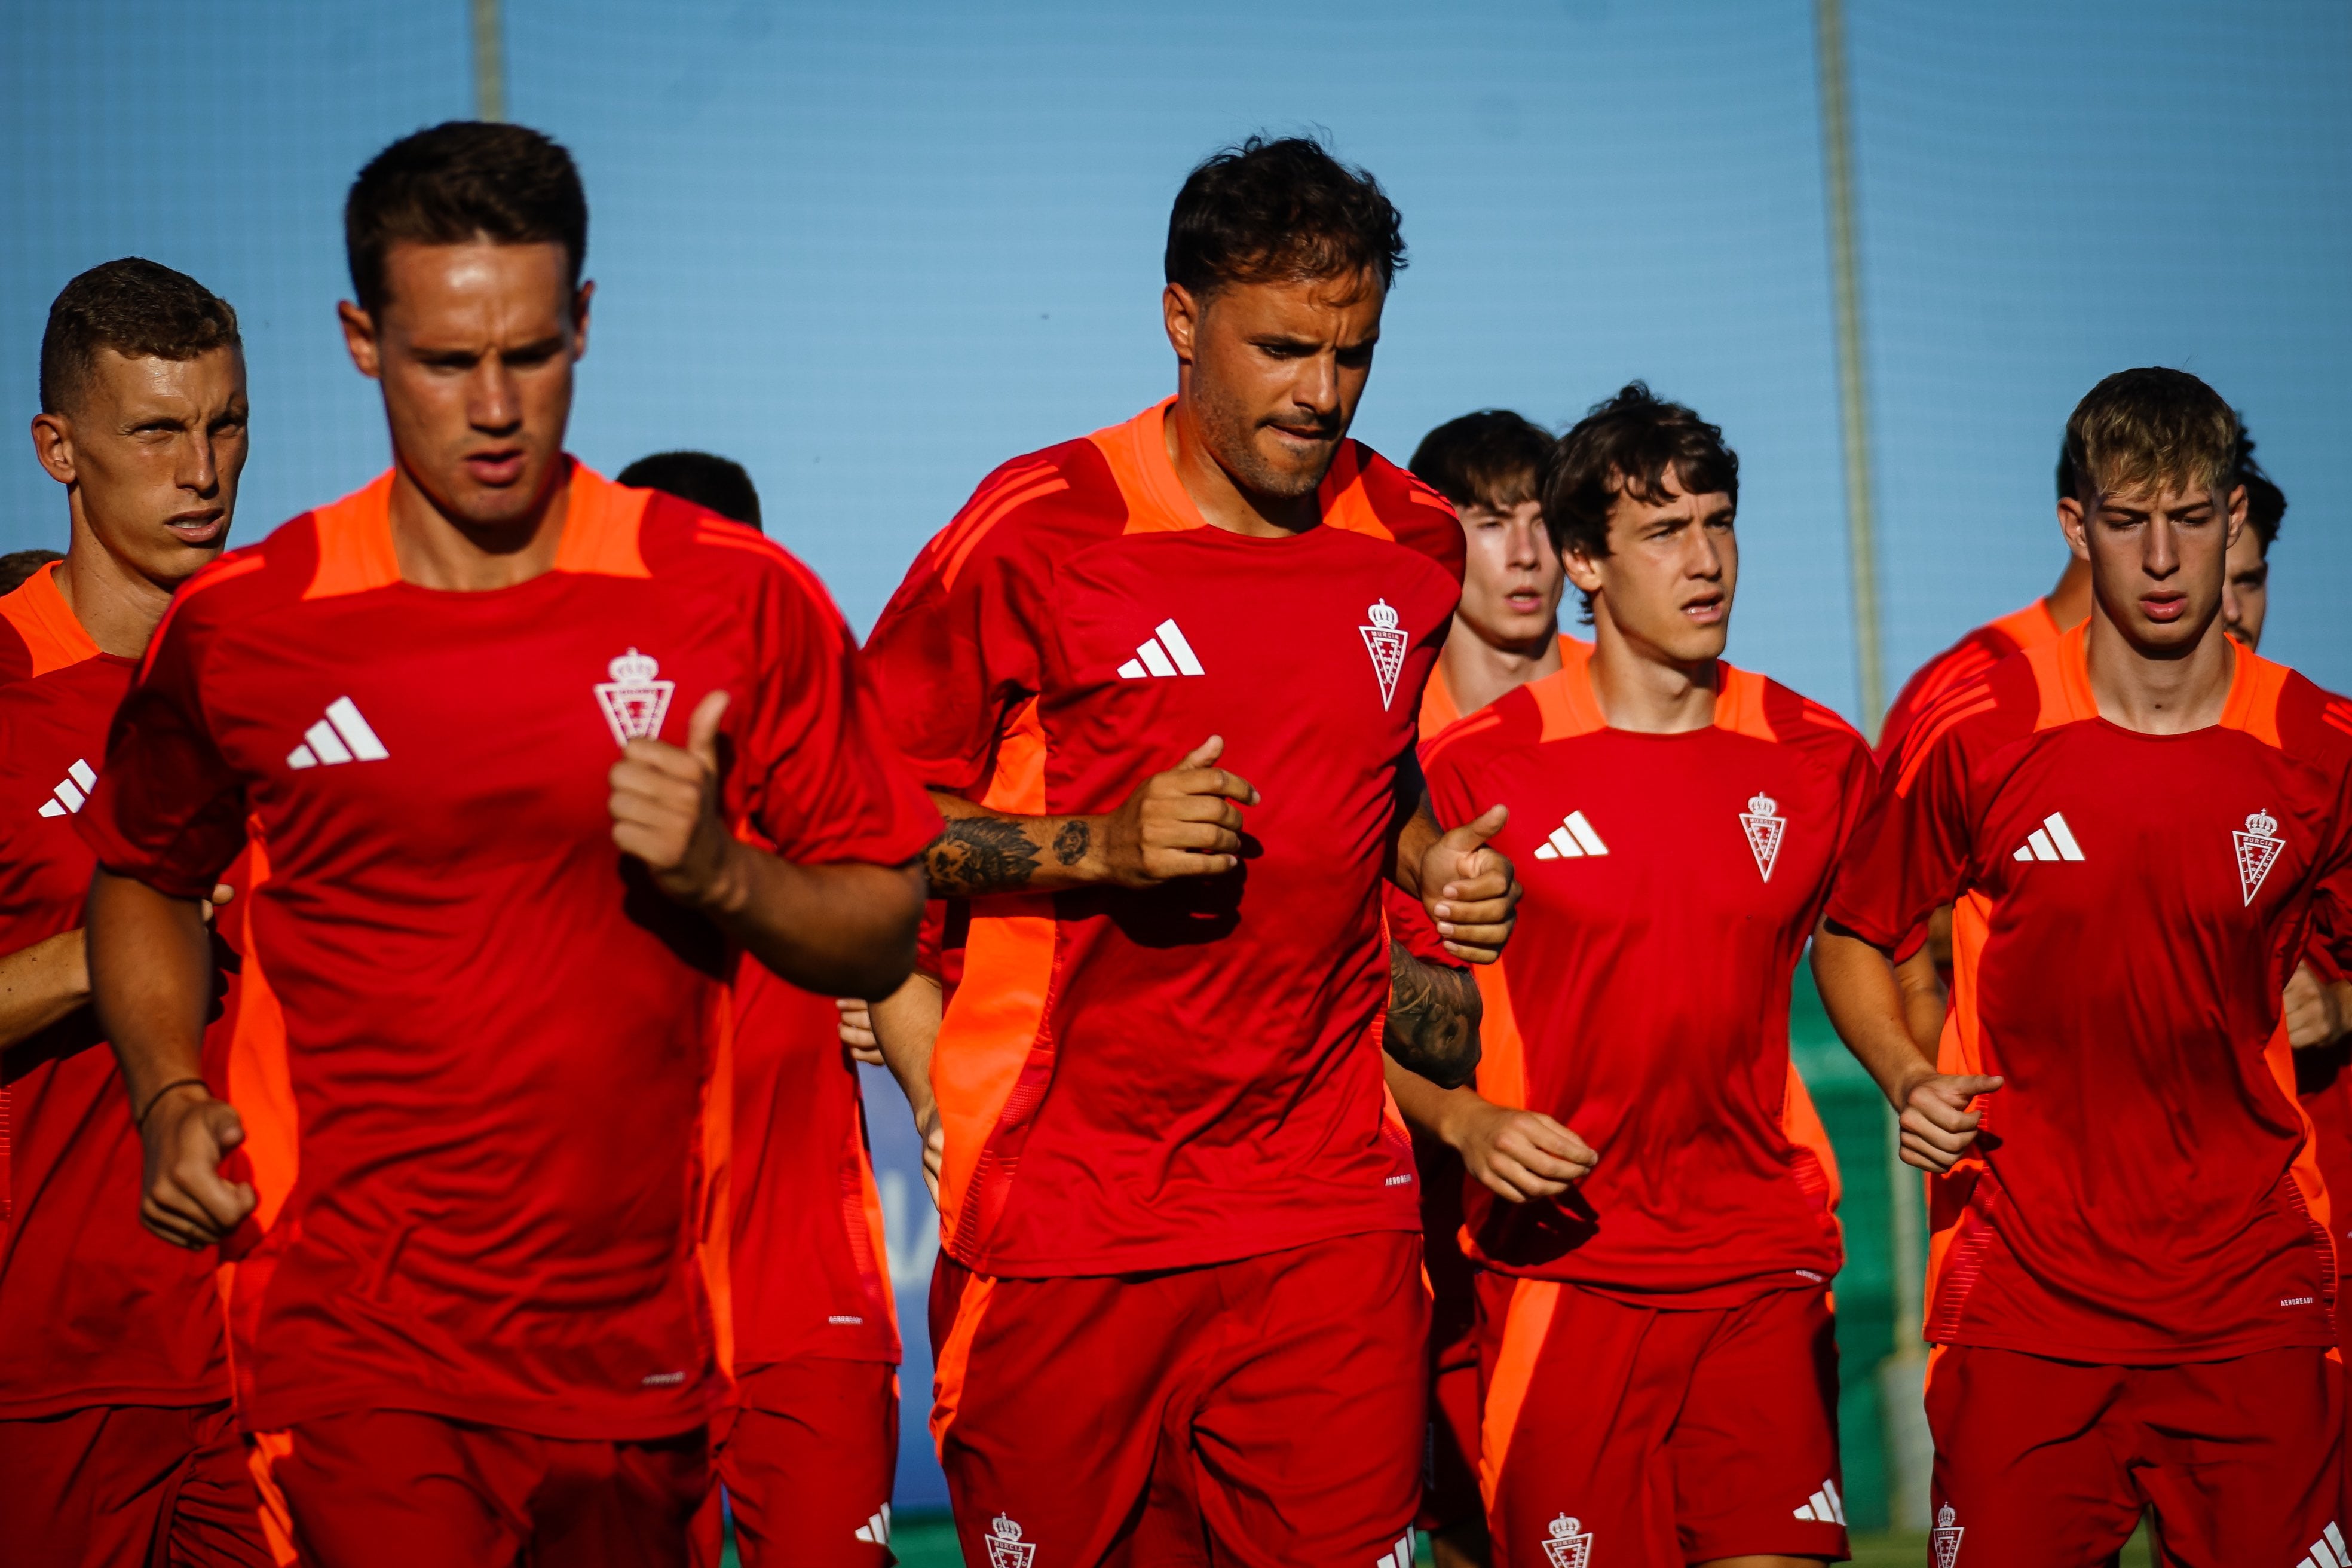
1165, 135, 1405, 300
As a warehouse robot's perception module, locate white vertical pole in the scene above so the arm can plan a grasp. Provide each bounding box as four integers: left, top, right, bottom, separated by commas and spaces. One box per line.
472, 0, 506, 122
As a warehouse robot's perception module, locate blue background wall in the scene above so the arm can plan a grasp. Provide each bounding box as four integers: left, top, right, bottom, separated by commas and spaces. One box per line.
7, 0, 2347, 1511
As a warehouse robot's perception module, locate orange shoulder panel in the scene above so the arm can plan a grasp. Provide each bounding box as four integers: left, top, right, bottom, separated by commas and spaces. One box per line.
0, 561, 99, 676
1316, 445, 1396, 544
552, 464, 651, 578
1091, 399, 1204, 538
1530, 660, 1606, 743
1711, 663, 1777, 742
302, 474, 401, 599
1416, 669, 1462, 739
2218, 645, 2290, 751
1986, 597, 2062, 651
2023, 625, 2099, 731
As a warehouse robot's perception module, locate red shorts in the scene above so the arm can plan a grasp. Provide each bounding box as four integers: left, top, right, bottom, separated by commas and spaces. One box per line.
1418, 1141, 1483, 1538
0, 1402, 274, 1568
932, 1230, 1428, 1568
1925, 1343, 2343, 1566
262, 1409, 708, 1568
689, 1358, 899, 1568
1476, 1275, 1846, 1568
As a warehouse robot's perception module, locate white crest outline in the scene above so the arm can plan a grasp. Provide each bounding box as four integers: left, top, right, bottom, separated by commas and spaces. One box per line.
1359, 599, 1409, 710
984, 1514, 1036, 1568
1740, 789, 1786, 883
1931, 1504, 1964, 1568
1541, 1514, 1593, 1568
2233, 806, 2284, 907
595, 647, 675, 748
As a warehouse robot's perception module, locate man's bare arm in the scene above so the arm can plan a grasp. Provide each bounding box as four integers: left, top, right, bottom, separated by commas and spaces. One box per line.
608, 692, 926, 1000
922, 734, 1258, 897
1388, 799, 1521, 964
869, 969, 945, 1205
0, 929, 90, 1051
87, 869, 255, 1248
1812, 922, 2001, 1172
1385, 943, 1481, 1089
1382, 1054, 1595, 1202
1894, 941, 1947, 1057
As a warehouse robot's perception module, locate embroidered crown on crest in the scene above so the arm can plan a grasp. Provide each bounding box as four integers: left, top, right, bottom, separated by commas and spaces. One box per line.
608, 647, 660, 686
2247, 807, 2279, 839
1748, 791, 1778, 819
1367, 599, 1399, 631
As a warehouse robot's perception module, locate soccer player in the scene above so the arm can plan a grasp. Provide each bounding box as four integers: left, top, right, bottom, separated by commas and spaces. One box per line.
1817, 367, 2352, 1564
860, 135, 1518, 1567
1416, 385, 1867, 1568
1395, 407, 1584, 1568
617, 448, 905, 1567
76, 122, 936, 1568
0, 259, 269, 1568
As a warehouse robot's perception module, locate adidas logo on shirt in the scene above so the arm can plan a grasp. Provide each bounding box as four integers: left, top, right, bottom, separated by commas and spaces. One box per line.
35, 758, 97, 818
1373, 1529, 1416, 1568
1117, 620, 1205, 680
1532, 810, 1609, 862
2299, 1522, 2351, 1568
2010, 811, 2084, 863
287, 697, 390, 770
853, 1503, 891, 1546
1793, 1479, 1846, 1525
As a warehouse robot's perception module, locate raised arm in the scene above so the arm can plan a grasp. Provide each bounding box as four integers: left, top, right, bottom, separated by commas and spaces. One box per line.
610, 692, 926, 1001
922, 735, 1259, 898
87, 868, 255, 1249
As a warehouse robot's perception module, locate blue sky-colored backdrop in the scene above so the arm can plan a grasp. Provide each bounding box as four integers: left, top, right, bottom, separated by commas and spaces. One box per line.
7, 0, 2347, 1509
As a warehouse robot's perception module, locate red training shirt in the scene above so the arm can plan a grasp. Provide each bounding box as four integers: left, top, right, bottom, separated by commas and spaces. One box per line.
1875, 598, 2063, 770
1829, 626, 2352, 1362
0, 564, 241, 1418
863, 397, 1465, 1276
75, 463, 939, 1438
1422, 659, 1866, 1302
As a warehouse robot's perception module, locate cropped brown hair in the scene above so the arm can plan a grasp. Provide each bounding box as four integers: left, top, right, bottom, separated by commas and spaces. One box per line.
1410, 411, 1554, 513
1542, 383, 1738, 564
1165, 136, 1405, 300
2063, 368, 2237, 504
39, 258, 240, 415
345, 121, 587, 317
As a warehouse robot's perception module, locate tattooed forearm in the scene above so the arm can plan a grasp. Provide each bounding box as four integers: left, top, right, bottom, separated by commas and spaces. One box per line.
1052, 819, 1089, 866
924, 817, 1045, 896
1386, 941, 1482, 1089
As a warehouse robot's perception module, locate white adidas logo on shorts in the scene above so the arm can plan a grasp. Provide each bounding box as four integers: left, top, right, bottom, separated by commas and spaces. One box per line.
1793, 1478, 1846, 1524
2296, 1521, 2350, 1568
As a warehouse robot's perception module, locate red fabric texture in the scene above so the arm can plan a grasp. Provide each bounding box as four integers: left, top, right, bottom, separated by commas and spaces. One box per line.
862, 400, 1462, 1278
0, 1401, 272, 1568
1872, 599, 2055, 769
1829, 633, 2352, 1362
1924, 1344, 2342, 1566
270, 1410, 707, 1568
929, 1231, 1427, 1568
0, 643, 245, 1419
724, 958, 898, 1368
1475, 1276, 1846, 1568
75, 464, 939, 1439
1420, 663, 1870, 1301
689, 1359, 898, 1568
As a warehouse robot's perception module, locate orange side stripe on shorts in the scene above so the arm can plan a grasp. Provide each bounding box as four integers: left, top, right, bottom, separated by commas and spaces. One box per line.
246, 1429, 302, 1567
929, 1273, 996, 1461
1478, 1275, 1560, 1514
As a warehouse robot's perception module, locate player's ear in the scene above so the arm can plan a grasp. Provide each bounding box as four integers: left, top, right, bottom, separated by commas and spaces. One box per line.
2223, 482, 2247, 549
1559, 539, 1606, 596
1162, 283, 1199, 364
569, 279, 595, 360
338, 299, 382, 382
2056, 493, 2088, 561
29, 410, 76, 488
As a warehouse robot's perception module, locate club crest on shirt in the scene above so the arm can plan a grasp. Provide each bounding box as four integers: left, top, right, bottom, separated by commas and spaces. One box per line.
2234, 807, 2283, 906
1541, 1514, 1593, 1568
595, 647, 674, 748
1740, 790, 1786, 883
984, 1515, 1036, 1568
1930, 1505, 1964, 1568
1359, 599, 1408, 710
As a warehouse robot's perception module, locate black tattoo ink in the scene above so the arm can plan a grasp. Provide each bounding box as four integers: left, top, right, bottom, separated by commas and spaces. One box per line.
926, 817, 1045, 895
1385, 940, 1483, 1088
1051, 819, 1089, 867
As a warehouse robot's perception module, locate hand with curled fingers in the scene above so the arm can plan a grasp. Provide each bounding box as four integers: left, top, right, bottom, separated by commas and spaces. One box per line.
137, 1083, 254, 1250
1098, 736, 1260, 888
1894, 1067, 2003, 1172
836, 996, 886, 1067
1448, 1097, 1597, 1203
1417, 804, 1521, 963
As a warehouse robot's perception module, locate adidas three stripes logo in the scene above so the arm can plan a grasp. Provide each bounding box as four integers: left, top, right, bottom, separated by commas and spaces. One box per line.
287, 697, 390, 770
1117, 620, 1204, 680
2010, 810, 2084, 863
35, 758, 97, 817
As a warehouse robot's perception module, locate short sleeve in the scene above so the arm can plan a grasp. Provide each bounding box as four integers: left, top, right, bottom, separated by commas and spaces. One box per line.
1824, 722, 1974, 953
861, 473, 1052, 797
1383, 881, 1461, 970
76, 604, 250, 899
731, 561, 941, 868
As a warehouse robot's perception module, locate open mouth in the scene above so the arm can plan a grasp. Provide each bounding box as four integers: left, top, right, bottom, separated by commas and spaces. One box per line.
464, 448, 528, 486
1681, 593, 1728, 626
2140, 592, 2188, 624
164, 512, 225, 544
